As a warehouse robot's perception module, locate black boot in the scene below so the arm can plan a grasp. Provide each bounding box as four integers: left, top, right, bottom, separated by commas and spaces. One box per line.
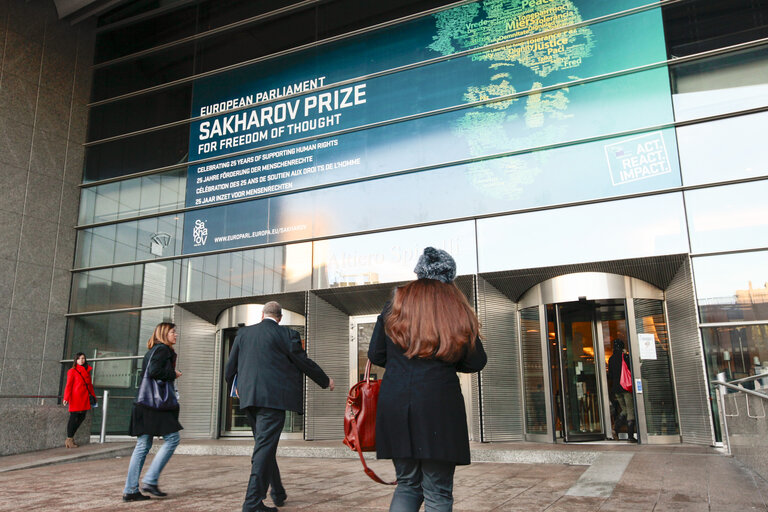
627, 420, 637, 443
613, 414, 626, 439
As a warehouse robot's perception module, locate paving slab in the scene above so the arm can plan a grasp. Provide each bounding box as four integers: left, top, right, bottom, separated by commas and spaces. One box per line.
0, 441, 766, 511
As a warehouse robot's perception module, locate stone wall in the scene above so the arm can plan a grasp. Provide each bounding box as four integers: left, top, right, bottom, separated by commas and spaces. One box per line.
0, 2, 93, 395
0, 401, 91, 455
0, 0, 94, 453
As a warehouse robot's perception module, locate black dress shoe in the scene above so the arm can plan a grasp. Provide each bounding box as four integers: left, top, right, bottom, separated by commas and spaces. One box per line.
141, 483, 168, 497
253, 503, 278, 511
271, 494, 286, 507
122, 492, 150, 502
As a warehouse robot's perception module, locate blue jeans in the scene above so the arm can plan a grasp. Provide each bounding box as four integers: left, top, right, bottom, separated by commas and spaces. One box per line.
123, 431, 180, 494
390, 458, 456, 512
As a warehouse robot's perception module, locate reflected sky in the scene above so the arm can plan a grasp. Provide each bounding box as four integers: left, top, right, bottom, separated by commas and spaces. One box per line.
477, 193, 689, 272
678, 111, 768, 186
671, 45, 768, 122
693, 250, 768, 301
685, 179, 768, 254
313, 221, 477, 288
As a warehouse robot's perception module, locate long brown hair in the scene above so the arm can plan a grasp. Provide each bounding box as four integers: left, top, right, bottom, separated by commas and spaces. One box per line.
384, 279, 480, 362
147, 322, 176, 349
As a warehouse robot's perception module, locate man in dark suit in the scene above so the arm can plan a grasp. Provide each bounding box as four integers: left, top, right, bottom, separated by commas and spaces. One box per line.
225, 301, 334, 512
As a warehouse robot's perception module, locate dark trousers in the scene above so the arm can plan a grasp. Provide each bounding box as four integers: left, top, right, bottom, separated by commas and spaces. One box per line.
66, 411, 87, 438
390, 458, 456, 512
242, 406, 286, 512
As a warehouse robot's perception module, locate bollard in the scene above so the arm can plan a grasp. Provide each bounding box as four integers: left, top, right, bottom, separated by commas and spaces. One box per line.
716, 372, 731, 455
100, 389, 109, 443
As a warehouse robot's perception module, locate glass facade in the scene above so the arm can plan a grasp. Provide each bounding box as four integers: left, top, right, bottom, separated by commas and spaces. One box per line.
68, 0, 768, 439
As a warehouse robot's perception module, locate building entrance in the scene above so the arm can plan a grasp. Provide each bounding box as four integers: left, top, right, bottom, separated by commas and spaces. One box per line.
217, 304, 305, 438
547, 299, 632, 442
519, 273, 680, 444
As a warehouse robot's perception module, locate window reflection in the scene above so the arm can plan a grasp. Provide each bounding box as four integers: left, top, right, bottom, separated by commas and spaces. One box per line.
71, 261, 182, 313
663, 0, 768, 58
477, 193, 689, 272
677, 111, 768, 186
685, 179, 768, 254
67, 309, 174, 358
181, 243, 311, 302
84, 125, 189, 182
66, 308, 173, 435
693, 251, 768, 323
91, 44, 194, 102
88, 85, 193, 141
703, 325, 768, 385
75, 214, 184, 268
670, 44, 768, 122
312, 222, 477, 289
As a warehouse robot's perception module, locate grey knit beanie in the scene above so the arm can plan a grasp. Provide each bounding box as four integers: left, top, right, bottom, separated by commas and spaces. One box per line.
414, 247, 456, 283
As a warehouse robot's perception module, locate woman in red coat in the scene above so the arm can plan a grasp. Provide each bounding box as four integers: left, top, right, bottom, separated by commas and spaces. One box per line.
63, 352, 95, 448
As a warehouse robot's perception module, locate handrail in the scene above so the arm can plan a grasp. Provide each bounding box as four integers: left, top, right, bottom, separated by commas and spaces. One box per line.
711, 380, 768, 401
725, 371, 768, 386
58, 355, 143, 363
0, 394, 61, 399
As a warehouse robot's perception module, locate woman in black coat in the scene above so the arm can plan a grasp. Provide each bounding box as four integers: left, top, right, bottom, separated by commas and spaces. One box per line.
122, 322, 183, 501
368, 247, 487, 512
608, 337, 636, 442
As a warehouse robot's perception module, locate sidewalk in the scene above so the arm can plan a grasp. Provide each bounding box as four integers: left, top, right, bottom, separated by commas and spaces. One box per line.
1, 441, 767, 511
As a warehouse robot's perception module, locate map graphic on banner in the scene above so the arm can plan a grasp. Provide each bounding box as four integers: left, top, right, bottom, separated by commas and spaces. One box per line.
183, 0, 675, 255
429, 0, 595, 199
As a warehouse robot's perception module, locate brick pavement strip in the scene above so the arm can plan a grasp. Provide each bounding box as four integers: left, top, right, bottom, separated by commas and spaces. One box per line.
0, 449, 767, 511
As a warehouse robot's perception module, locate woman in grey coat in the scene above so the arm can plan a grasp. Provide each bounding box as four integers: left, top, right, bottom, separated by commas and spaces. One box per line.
369, 247, 487, 512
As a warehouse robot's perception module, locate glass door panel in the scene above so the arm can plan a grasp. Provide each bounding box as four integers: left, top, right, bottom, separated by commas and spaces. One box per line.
356, 319, 385, 381
221, 325, 305, 436
558, 302, 604, 440
598, 300, 629, 439
521, 306, 547, 435
223, 328, 250, 433
547, 305, 564, 438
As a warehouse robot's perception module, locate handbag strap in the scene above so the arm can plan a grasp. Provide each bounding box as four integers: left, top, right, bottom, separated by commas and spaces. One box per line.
349, 412, 396, 485
351, 360, 395, 485
143, 345, 160, 379
74, 366, 96, 398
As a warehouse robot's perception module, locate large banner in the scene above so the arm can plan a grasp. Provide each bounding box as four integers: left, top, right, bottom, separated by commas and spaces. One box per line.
184, 0, 674, 254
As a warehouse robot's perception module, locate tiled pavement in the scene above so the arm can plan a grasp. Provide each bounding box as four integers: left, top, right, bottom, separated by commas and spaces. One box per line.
1, 442, 768, 511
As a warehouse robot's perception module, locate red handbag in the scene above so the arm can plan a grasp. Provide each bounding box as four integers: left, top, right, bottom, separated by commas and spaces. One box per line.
620, 356, 633, 392
343, 360, 395, 485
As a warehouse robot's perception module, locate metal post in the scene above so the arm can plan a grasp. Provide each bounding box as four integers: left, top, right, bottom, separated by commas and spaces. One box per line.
716, 372, 731, 455
99, 390, 109, 444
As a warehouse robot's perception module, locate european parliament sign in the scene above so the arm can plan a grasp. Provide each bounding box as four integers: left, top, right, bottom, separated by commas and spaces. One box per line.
183, 0, 677, 254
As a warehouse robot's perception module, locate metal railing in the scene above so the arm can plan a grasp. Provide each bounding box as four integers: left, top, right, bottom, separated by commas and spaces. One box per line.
711, 371, 768, 455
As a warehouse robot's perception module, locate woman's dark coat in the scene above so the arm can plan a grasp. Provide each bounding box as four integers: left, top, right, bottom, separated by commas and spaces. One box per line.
129, 343, 183, 437
608, 351, 631, 395
367, 309, 487, 465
